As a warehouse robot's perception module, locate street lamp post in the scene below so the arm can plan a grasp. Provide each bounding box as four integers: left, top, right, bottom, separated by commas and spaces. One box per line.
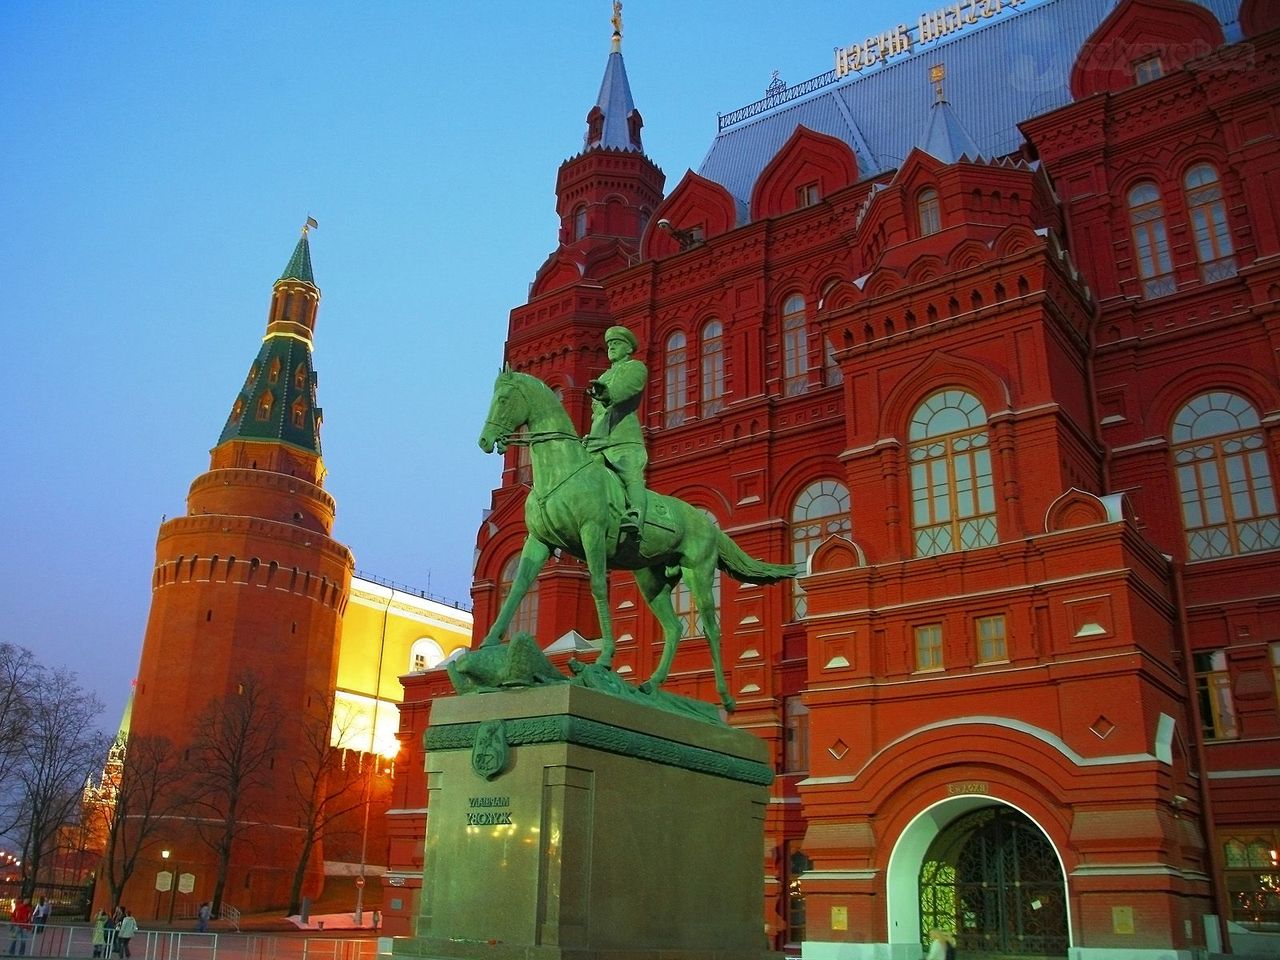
355, 764, 370, 924
161, 850, 179, 924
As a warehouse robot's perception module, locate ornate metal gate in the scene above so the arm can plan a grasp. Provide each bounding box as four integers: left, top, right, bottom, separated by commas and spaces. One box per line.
919, 806, 1068, 957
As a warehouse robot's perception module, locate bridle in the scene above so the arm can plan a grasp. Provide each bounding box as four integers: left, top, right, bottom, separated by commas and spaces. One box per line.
484, 376, 579, 447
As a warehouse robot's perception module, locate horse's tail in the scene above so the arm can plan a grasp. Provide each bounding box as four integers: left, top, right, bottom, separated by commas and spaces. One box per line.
715, 530, 798, 584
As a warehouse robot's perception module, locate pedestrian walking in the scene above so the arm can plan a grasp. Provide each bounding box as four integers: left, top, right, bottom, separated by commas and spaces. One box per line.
92, 911, 108, 958
5, 900, 32, 957
29, 900, 49, 937
115, 909, 137, 958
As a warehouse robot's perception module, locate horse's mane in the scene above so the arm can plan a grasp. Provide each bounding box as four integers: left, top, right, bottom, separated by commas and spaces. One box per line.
505, 370, 578, 436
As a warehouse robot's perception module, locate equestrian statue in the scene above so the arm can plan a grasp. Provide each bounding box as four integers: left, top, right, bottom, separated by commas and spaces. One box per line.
476, 327, 796, 713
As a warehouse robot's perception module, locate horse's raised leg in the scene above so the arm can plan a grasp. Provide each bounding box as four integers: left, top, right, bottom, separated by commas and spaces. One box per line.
482, 537, 551, 646
580, 523, 615, 669
634, 565, 682, 690
684, 561, 735, 713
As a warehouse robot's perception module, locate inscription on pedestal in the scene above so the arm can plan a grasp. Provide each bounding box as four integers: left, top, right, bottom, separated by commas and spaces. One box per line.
465, 795, 512, 825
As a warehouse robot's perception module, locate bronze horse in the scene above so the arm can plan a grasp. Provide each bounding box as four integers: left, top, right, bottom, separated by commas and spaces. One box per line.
478, 368, 795, 711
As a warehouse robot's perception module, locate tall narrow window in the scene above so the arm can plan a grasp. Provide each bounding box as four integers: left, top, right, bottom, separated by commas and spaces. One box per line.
1271, 643, 1280, 714
917, 188, 941, 236
785, 843, 811, 946
664, 331, 689, 426
1195, 650, 1238, 740
1173, 392, 1280, 559
975, 615, 1008, 664
498, 554, 540, 639
700, 321, 726, 416
910, 389, 997, 557
1185, 164, 1236, 283
782, 294, 809, 396
573, 205, 587, 241
915, 624, 943, 672
783, 696, 810, 772
790, 480, 851, 619
256, 392, 273, 421
1128, 181, 1175, 299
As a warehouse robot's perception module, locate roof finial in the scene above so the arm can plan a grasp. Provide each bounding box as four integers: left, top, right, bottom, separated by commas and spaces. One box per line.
611, 1, 623, 53
302, 216, 319, 237
929, 63, 946, 103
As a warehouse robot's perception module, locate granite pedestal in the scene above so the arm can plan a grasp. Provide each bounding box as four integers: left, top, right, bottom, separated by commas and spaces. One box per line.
391, 683, 776, 960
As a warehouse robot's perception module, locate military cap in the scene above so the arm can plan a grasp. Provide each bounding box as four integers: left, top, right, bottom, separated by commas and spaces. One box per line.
604, 325, 639, 351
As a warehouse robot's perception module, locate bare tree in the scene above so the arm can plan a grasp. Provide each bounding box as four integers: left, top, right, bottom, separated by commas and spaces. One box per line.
0, 645, 37, 789
93, 733, 185, 908
285, 694, 367, 915
10, 667, 109, 897
185, 673, 280, 913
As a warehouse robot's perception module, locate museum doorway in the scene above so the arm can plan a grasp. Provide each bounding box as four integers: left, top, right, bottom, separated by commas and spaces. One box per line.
918, 805, 1068, 958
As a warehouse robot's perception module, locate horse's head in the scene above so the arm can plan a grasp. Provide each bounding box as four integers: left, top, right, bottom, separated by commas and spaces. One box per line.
478, 366, 530, 454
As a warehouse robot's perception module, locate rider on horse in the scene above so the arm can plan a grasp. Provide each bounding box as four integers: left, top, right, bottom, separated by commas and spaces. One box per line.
585, 325, 648, 534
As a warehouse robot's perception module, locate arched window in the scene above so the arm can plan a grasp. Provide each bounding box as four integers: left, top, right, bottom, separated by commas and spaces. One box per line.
1128, 181, 1174, 299
700, 320, 725, 416
255, 392, 273, 421
498, 554, 540, 638
573, 204, 587, 241
1184, 164, 1236, 283
917, 188, 941, 236
790, 480, 852, 619
910, 389, 997, 557
664, 331, 689, 426
672, 508, 722, 637
409, 637, 445, 673
1172, 392, 1280, 560
782, 294, 809, 396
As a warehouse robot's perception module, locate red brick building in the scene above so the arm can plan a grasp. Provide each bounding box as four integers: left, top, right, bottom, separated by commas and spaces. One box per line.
391, 1, 1280, 956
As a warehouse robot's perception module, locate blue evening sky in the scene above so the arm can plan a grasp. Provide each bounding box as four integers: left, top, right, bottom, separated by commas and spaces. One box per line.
2, 0, 946, 727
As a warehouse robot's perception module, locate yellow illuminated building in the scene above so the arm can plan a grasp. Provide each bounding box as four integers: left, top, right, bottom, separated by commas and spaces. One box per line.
333, 575, 472, 758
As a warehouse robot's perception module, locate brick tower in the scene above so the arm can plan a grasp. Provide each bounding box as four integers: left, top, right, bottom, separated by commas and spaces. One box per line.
125, 224, 354, 914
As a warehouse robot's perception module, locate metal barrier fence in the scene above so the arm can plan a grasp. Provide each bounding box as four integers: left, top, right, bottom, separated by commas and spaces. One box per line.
10, 924, 382, 960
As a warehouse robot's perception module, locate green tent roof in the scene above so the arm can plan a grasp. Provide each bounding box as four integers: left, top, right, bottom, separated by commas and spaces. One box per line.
218, 333, 323, 454
278, 232, 315, 284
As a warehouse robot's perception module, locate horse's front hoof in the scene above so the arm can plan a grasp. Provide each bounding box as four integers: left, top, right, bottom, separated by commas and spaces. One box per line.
638, 680, 654, 695
721, 693, 737, 713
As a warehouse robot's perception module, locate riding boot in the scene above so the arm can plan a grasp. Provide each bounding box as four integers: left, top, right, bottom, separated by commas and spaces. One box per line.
622, 478, 646, 534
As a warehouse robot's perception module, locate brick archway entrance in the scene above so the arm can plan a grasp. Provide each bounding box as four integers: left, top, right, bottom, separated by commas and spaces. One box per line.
919, 806, 1068, 958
